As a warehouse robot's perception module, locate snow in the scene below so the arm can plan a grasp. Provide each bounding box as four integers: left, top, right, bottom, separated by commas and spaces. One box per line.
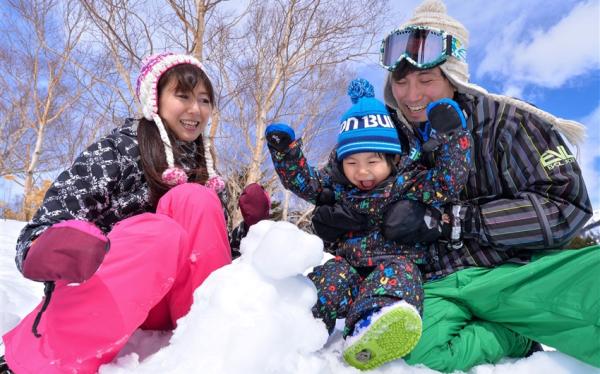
0, 218, 598, 374
581, 209, 600, 240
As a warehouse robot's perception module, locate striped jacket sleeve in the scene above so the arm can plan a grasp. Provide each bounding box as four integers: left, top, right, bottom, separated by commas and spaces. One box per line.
461, 105, 593, 250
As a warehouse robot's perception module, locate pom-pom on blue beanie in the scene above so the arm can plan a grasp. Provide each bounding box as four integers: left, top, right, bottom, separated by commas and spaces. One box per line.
337, 78, 401, 160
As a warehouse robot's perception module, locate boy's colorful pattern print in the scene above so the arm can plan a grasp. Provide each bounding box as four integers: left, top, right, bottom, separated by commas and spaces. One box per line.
308, 256, 423, 337
269, 130, 472, 267
268, 129, 471, 334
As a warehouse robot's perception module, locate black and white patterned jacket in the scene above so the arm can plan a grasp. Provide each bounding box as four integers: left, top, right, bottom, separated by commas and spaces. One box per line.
15, 119, 227, 272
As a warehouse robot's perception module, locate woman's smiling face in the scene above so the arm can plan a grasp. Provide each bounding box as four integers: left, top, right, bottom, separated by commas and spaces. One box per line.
158, 79, 212, 143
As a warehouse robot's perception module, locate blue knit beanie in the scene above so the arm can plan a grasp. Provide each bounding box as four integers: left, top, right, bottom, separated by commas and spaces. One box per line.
336, 78, 401, 160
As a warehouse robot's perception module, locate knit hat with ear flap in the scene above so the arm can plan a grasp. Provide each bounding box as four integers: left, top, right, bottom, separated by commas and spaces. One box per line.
136, 52, 224, 190
383, 0, 587, 146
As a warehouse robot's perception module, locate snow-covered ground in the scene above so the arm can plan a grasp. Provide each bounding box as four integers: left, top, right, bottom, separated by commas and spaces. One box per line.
0, 219, 597, 374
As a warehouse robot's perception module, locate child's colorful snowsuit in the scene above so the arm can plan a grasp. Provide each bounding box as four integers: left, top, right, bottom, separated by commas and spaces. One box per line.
268, 128, 472, 335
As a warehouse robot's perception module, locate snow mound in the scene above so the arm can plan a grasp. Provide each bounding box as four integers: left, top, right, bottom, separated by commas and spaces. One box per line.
100, 220, 328, 374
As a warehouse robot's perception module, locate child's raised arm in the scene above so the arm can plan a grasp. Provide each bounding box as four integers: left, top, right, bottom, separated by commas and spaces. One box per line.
265, 123, 333, 205
392, 99, 472, 206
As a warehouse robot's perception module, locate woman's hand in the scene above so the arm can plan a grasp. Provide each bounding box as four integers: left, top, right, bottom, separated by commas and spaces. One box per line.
22, 220, 110, 283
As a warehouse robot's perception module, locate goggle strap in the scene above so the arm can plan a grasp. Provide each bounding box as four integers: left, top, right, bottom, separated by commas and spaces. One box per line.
445, 36, 453, 57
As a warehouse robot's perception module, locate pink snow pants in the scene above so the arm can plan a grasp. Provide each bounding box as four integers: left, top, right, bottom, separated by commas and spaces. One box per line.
3, 183, 231, 374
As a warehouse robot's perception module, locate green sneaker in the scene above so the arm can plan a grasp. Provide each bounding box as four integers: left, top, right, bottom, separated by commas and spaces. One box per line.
343, 302, 422, 370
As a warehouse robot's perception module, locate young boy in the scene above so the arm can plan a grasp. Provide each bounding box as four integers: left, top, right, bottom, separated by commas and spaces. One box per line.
265, 78, 472, 370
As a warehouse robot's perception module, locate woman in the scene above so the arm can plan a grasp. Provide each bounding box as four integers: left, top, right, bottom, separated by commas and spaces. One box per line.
2, 52, 231, 373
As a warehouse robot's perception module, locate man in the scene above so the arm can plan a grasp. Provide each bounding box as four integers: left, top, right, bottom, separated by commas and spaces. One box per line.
312, 0, 598, 372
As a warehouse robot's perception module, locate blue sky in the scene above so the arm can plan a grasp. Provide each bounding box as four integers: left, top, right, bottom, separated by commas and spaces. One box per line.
2, 0, 598, 212
359, 0, 600, 209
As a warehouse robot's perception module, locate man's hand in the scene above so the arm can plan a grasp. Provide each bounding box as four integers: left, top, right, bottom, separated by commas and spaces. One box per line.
382, 200, 444, 244
312, 204, 369, 242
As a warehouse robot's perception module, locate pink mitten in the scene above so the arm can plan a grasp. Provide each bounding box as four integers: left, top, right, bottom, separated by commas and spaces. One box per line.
22, 220, 110, 283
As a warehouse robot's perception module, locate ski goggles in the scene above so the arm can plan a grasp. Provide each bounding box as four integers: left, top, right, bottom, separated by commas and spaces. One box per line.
379, 26, 467, 71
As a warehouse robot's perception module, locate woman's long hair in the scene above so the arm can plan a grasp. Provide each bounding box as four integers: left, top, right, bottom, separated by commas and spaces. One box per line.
137, 64, 215, 208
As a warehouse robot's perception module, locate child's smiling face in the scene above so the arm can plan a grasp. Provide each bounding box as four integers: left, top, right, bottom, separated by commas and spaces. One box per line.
341, 152, 393, 191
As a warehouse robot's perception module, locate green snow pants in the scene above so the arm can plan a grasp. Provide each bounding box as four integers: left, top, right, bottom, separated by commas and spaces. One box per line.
404, 244, 600, 373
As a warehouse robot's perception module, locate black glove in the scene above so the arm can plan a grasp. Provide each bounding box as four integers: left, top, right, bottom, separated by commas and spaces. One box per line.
427, 98, 466, 134
422, 98, 467, 152
382, 200, 447, 244
315, 187, 336, 206
312, 204, 369, 242
265, 123, 295, 152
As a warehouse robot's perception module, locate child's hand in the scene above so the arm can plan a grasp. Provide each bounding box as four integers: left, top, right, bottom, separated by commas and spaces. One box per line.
265, 123, 295, 152
426, 98, 467, 135
422, 98, 467, 152
22, 220, 110, 283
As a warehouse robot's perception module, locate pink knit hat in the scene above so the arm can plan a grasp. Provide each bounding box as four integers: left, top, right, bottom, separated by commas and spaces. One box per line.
136, 52, 224, 190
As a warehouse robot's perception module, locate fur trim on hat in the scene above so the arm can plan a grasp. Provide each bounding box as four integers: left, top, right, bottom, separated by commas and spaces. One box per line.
384, 68, 586, 146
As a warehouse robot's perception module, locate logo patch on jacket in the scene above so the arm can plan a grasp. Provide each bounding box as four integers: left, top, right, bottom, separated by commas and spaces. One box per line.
541, 146, 575, 170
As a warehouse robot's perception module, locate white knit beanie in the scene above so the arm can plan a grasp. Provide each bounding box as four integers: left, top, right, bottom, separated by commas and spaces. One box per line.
383, 0, 586, 145
136, 52, 222, 187
400, 0, 469, 85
